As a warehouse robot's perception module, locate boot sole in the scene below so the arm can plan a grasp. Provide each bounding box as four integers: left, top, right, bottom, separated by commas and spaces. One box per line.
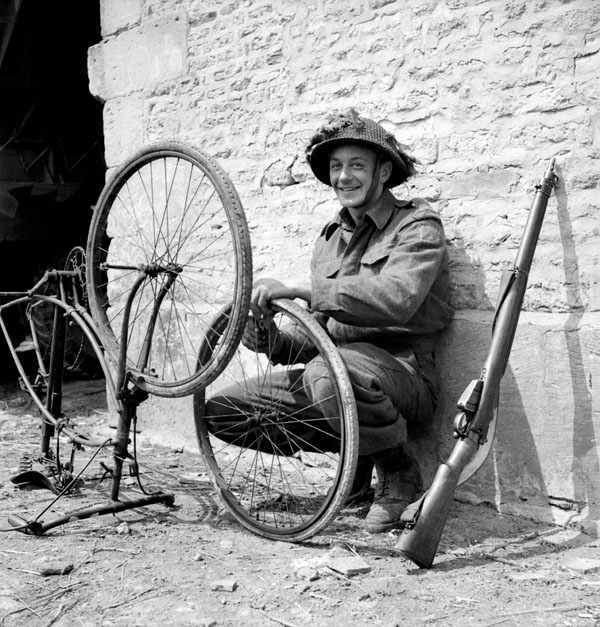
365, 518, 407, 534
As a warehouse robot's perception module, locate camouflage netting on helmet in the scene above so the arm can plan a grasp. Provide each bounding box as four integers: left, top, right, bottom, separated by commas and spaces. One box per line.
305, 109, 366, 154
305, 108, 417, 188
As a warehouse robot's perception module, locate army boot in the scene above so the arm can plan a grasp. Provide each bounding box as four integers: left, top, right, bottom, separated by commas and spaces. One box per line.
365, 445, 422, 533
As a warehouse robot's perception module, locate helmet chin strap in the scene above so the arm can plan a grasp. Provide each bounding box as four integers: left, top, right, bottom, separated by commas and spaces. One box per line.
364, 153, 386, 201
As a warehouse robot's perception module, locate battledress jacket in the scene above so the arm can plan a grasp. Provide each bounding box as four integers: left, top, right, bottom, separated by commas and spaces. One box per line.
272, 189, 454, 402
309, 188, 454, 356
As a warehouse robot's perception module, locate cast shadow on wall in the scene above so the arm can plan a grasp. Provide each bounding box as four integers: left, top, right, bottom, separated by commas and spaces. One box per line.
555, 165, 599, 534
415, 172, 600, 549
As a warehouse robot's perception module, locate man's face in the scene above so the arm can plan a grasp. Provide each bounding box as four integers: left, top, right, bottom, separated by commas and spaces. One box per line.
328, 144, 390, 213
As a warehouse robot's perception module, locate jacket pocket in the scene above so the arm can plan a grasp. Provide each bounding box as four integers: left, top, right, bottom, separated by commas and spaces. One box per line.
313, 257, 342, 279
360, 243, 394, 273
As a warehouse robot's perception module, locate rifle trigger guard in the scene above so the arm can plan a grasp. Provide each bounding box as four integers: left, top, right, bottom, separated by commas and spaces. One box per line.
453, 411, 472, 439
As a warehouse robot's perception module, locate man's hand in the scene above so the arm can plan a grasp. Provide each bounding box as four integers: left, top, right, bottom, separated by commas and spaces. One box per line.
241, 314, 282, 355
251, 278, 311, 317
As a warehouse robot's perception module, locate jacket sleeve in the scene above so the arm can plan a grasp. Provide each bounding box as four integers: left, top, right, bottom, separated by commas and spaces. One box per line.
268, 310, 332, 365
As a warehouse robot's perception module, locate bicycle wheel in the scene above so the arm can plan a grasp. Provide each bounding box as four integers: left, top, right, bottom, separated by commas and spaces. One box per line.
193, 298, 358, 542
86, 142, 252, 397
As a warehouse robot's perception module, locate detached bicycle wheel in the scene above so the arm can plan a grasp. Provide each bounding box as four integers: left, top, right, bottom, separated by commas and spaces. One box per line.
86, 142, 252, 397
194, 298, 358, 542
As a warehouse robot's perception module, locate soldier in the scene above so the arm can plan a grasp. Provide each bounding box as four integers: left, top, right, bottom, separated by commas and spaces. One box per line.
207, 109, 454, 532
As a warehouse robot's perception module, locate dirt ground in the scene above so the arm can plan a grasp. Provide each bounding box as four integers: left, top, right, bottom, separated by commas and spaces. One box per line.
1, 380, 599, 627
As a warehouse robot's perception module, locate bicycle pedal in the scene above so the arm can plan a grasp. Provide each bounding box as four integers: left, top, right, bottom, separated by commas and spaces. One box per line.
128, 461, 139, 477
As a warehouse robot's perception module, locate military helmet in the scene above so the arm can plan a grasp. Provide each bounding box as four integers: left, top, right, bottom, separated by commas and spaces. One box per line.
306, 109, 416, 188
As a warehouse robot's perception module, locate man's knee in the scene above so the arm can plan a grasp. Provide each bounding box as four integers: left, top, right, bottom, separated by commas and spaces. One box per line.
204, 396, 234, 436
303, 355, 336, 401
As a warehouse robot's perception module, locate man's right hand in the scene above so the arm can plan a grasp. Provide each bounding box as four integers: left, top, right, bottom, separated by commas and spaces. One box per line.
241, 314, 283, 355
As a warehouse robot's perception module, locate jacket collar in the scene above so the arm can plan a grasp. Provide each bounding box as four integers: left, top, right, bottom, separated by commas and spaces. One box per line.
338, 189, 413, 231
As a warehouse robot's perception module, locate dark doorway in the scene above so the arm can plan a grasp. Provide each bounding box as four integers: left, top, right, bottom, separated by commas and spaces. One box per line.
0, 0, 105, 379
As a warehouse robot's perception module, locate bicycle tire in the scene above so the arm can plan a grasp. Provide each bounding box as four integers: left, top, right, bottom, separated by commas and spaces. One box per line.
86, 142, 252, 397
193, 298, 358, 542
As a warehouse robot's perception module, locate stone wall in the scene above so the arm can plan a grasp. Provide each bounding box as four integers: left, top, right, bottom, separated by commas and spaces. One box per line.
89, 0, 600, 530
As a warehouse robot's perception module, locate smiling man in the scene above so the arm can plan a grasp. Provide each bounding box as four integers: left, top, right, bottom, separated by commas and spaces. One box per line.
207, 109, 454, 533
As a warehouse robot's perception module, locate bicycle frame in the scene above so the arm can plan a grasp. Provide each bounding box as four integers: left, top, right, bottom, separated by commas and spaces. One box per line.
2, 266, 174, 535
0, 271, 104, 450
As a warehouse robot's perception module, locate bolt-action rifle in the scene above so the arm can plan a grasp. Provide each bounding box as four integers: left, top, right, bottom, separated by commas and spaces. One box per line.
395, 159, 558, 569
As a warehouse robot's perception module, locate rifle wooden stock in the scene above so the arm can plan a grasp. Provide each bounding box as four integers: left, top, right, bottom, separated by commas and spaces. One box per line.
396, 438, 477, 568
395, 159, 558, 568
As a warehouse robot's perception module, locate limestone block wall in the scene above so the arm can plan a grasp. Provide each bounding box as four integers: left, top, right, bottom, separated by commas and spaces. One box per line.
88, 0, 600, 530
